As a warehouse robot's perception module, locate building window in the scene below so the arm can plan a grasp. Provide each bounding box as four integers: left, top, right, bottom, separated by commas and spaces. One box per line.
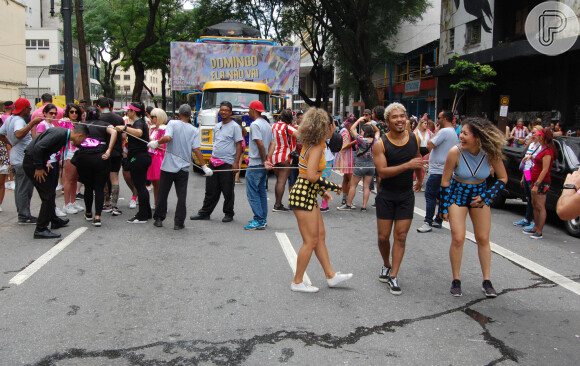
465, 19, 481, 45
26, 39, 50, 50
124, 75, 130, 81
124, 85, 130, 91
449, 28, 455, 50
114, 75, 120, 80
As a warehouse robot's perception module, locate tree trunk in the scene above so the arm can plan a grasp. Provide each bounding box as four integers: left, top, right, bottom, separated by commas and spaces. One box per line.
90, 47, 118, 99
74, 0, 91, 102
358, 76, 378, 109
161, 69, 167, 110
132, 61, 146, 102
143, 83, 157, 108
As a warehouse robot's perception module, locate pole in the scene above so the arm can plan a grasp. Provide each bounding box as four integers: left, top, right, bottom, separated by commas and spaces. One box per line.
61, 0, 74, 104
37, 68, 46, 105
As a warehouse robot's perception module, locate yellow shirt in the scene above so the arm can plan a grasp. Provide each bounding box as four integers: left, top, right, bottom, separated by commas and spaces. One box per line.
298, 141, 326, 175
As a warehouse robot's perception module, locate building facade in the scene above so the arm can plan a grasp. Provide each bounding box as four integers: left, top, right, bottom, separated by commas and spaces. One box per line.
436, 0, 580, 131
111, 61, 168, 110
0, 0, 27, 104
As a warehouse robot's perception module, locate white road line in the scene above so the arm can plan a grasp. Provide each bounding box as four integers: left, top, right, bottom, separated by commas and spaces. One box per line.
413, 207, 580, 296
275, 232, 312, 286
9, 227, 87, 286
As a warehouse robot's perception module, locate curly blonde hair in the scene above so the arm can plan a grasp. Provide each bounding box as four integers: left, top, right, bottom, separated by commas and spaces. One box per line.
298, 108, 331, 146
462, 117, 506, 162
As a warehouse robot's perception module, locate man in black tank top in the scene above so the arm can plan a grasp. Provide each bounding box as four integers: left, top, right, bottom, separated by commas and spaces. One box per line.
372, 103, 424, 296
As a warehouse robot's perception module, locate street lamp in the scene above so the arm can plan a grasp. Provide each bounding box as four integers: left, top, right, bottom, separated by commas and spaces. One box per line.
37, 67, 49, 104
50, 0, 75, 104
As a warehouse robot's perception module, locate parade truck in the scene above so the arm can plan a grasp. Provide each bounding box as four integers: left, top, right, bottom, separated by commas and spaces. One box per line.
170, 21, 300, 167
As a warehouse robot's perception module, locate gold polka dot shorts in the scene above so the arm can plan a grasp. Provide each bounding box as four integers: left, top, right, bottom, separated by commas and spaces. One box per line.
288, 177, 320, 211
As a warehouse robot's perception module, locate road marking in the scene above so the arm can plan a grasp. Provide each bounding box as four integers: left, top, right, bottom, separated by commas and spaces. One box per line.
9, 227, 87, 286
275, 232, 312, 286
413, 207, 580, 296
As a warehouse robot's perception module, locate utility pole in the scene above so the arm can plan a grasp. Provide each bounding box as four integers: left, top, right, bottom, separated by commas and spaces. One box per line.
51, 0, 74, 104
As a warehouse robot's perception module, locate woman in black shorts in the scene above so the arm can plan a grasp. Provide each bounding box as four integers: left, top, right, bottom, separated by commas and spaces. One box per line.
288, 108, 352, 293
72, 107, 117, 227
116, 102, 151, 224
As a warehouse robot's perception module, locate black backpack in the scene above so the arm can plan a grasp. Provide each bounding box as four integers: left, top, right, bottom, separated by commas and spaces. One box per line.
327, 131, 343, 153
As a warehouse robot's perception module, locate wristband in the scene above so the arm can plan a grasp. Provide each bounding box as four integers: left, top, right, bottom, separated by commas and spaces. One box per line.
438, 185, 452, 215
480, 180, 505, 206
123, 125, 128, 132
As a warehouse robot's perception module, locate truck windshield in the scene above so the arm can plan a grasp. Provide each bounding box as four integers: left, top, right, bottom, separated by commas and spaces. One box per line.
202, 89, 270, 110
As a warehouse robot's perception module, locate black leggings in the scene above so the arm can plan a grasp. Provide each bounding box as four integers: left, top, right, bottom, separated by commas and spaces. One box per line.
129, 153, 152, 220
74, 152, 110, 216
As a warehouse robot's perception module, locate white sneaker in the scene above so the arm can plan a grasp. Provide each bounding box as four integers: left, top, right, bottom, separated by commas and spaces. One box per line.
0, 205, 3, 212
63, 203, 78, 214
417, 222, 432, 233
290, 282, 319, 293
73, 201, 84, 211
56, 184, 63, 191
5, 181, 15, 190
129, 199, 137, 209
327, 272, 353, 287
55, 207, 67, 217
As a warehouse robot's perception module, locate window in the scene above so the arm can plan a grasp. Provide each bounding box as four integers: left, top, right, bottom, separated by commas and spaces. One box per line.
26, 39, 50, 50
449, 28, 455, 50
114, 75, 120, 81
124, 85, 130, 91
124, 75, 130, 81
465, 19, 481, 45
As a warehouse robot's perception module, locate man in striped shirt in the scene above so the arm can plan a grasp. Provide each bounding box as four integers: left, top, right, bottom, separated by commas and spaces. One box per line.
268, 110, 298, 212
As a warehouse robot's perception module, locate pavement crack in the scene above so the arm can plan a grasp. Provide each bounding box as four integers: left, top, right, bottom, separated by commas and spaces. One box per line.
31, 281, 546, 365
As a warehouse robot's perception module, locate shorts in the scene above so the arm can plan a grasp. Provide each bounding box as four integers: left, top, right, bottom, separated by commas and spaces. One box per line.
288, 163, 299, 187
353, 166, 375, 177
121, 157, 131, 171
0, 164, 9, 175
376, 189, 415, 220
288, 177, 320, 211
449, 179, 486, 206
110, 156, 122, 173
535, 182, 550, 195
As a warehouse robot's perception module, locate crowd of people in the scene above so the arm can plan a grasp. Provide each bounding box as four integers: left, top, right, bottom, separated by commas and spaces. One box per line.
1, 93, 578, 296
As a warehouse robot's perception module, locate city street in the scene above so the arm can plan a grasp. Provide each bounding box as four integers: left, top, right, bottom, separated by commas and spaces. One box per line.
0, 171, 579, 365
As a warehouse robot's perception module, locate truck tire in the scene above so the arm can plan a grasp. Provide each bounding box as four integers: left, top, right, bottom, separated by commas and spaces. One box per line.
564, 216, 580, 238
490, 191, 506, 208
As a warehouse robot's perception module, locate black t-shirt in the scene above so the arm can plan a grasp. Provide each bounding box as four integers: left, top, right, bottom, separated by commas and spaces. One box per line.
379, 132, 419, 192
80, 120, 111, 154
100, 111, 124, 157
127, 118, 149, 158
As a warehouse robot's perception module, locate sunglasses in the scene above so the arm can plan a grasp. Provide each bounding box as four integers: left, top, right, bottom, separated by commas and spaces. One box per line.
48, 112, 57, 116
69, 110, 78, 114
151, 115, 157, 118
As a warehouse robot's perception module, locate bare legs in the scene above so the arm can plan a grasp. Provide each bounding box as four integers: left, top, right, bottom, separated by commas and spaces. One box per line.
273, 161, 290, 207
532, 192, 547, 235
293, 206, 336, 284
377, 218, 412, 278
63, 160, 78, 206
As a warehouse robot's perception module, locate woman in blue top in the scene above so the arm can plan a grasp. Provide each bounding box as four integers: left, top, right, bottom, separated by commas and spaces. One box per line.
439, 117, 508, 298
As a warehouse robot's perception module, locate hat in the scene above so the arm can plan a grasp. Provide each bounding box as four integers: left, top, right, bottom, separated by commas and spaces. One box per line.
534, 129, 545, 137
4, 101, 14, 109
123, 104, 141, 112
12, 98, 31, 115
249, 100, 265, 113
363, 109, 372, 115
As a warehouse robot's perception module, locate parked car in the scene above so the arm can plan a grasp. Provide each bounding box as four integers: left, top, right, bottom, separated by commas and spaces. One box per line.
492, 136, 580, 237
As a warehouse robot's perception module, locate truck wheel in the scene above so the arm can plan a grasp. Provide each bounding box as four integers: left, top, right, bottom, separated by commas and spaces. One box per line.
564, 216, 580, 238
490, 191, 506, 208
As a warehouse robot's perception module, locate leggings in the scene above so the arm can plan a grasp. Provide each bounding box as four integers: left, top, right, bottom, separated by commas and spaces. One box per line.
75, 151, 110, 216
129, 153, 152, 220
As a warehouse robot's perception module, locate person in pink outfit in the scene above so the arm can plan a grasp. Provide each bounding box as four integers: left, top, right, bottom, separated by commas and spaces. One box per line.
146, 108, 168, 207
30, 94, 64, 138
59, 104, 84, 214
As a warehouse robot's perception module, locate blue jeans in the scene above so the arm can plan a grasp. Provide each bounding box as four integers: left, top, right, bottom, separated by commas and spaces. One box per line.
424, 173, 442, 224
523, 179, 533, 222
246, 165, 268, 222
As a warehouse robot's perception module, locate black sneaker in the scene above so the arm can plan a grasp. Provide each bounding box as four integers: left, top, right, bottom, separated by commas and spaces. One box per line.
92, 218, 102, 227
102, 205, 113, 213
153, 218, 163, 227
379, 266, 391, 283
85, 213, 93, 221
387, 277, 402, 295
111, 207, 122, 216
272, 205, 289, 212
34, 229, 61, 239
482, 280, 497, 298
174, 224, 185, 230
18, 216, 38, 225
320, 207, 329, 213
431, 221, 443, 229
450, 279, 462, 297
51, 217, 70, 230
76, 192, 84, 199
341, 198, 347, 205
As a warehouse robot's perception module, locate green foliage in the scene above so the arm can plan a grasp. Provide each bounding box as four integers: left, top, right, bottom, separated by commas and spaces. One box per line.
449, 54, 497, 93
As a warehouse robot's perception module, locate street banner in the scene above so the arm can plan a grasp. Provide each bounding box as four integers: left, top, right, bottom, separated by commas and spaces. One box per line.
170, 42, 300, 94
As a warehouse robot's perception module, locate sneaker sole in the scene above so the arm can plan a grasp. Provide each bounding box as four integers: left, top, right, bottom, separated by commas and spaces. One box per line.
522, 230, 536, 235
482, 288, 497, 297
530, 235, 543, 239
450, 291, 462, 297
417, 228, 432, 233
389, 288, 402, 295
378, 277, 390, 283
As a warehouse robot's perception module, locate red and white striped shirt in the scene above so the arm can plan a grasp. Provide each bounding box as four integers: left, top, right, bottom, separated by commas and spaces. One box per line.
270, 122, 297, 164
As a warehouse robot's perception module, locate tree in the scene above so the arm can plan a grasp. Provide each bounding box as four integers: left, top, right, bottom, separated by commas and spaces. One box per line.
294, 0, 430, 108
74, 0, 91, 103
449, 54, 496, 113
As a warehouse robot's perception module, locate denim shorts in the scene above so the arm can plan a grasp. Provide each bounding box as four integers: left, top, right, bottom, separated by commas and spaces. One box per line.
353, 166, 375, 177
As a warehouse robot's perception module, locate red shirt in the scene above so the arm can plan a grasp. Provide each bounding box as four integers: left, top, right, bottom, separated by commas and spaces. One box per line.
269, 122, 297, 164
531, 147, 554, 183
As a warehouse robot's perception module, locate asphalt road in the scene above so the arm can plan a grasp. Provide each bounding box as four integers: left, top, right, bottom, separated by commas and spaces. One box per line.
0, 170, 578, 365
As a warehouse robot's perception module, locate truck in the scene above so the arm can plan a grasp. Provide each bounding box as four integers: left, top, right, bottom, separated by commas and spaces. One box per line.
170, 22, 300, 167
